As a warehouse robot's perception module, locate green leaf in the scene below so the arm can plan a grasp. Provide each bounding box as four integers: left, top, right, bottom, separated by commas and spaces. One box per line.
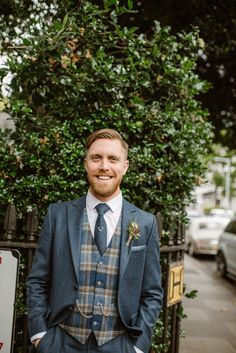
62, 13, 69, 29
128, 0, 133, 10
185, 289, 198, 299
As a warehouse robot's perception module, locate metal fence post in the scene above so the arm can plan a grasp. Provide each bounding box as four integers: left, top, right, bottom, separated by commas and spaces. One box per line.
4, 204, 17, 240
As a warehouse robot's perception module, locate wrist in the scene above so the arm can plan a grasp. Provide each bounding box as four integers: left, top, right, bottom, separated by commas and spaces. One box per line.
32, 338, 41, 347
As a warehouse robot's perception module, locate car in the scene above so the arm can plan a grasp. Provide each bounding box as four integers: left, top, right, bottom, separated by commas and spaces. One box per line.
185, 216, 230, 256
216, 218, 236, 278
187, 209, 203, 218
209, 208, 234, 218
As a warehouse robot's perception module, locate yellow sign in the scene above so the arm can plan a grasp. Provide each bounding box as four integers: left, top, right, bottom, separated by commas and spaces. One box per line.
167, 261, 184, 306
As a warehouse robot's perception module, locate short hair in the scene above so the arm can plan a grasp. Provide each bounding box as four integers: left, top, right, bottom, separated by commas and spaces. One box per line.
85, 128, 128, 158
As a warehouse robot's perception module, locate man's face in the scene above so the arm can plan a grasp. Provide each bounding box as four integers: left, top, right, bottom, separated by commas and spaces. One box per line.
84, 138, 129, 201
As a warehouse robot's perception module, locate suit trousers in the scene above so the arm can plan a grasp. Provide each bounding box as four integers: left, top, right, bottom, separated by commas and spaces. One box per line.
31, 326, 137, 353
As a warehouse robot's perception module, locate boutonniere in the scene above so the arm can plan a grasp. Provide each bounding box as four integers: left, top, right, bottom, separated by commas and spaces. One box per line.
126, 220, 140, 246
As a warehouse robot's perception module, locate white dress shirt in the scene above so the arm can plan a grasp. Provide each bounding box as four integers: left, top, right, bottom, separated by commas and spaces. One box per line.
86, 190, 122, 244
31, 192, 143, 353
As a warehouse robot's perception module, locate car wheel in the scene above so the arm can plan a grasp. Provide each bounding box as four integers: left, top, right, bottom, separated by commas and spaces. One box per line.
188, 242, 195, 257
216, 251, 227, 278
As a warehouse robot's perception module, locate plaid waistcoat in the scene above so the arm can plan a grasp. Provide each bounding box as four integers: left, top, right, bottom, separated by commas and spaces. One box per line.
60, 208, 125, 346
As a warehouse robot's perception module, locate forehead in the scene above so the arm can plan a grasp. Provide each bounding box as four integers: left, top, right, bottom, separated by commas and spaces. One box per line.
87, 138, 126, 156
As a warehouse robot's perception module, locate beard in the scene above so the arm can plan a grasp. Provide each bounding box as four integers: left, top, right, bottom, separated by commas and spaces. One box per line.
87, 174, 122, 199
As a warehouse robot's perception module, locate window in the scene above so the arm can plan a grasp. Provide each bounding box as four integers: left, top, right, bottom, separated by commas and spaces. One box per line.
225, 220, 236, 235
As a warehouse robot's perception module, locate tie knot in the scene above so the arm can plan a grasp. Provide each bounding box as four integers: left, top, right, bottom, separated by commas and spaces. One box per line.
95, 203, 110, 216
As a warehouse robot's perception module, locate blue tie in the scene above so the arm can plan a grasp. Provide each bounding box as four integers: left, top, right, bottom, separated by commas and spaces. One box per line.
94, 203, 110, 256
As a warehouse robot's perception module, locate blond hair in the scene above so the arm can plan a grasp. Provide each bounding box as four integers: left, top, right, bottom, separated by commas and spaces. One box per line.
85, 128, 128, 158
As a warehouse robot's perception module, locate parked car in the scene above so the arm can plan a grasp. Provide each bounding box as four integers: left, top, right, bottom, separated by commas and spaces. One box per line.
209, 208, 234, 218
186, 216, 230, 256
187, 209, 203, 219
216, 218, 236, 278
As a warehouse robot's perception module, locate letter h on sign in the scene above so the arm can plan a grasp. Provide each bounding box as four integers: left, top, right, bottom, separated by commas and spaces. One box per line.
167, 261, 184, 307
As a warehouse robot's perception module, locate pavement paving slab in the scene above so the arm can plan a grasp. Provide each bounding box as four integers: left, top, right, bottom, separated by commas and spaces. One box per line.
181, 337, 236, 353
180, 255, 236, 353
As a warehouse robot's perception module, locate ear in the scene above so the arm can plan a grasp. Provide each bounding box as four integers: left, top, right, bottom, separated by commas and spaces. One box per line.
84, 158, 88, 172
123, 160, 129, 175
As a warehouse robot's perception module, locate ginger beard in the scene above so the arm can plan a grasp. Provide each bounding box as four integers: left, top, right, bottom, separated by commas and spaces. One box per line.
86, 172, 123, 200
84, 138, 129, 202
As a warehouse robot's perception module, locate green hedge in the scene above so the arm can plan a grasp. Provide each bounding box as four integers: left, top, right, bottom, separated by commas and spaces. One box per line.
0, 1, 212, 225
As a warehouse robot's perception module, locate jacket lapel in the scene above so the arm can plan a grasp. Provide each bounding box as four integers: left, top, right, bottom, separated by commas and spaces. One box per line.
119, 199, 136, 285
67, 196, 86, 284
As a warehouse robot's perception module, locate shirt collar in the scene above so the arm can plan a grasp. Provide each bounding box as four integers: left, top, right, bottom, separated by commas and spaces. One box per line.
86, 190, 122, 213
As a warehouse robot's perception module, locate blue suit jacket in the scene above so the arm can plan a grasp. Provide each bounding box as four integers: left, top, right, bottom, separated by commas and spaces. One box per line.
27, 196, 163, 352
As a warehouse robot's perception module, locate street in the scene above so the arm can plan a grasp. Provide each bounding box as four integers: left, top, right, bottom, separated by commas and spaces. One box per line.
180, 254, 236, 353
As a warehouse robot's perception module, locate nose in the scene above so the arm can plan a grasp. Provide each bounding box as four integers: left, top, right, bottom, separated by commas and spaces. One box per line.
99, 158, 109, 171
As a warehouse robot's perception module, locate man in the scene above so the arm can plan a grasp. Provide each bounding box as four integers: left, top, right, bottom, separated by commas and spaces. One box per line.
27, 128, 163, 353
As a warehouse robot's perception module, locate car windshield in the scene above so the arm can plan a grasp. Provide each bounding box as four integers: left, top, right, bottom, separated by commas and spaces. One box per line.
225, 220, 236, 234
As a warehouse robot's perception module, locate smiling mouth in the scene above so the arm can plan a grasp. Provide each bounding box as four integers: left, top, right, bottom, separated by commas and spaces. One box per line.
96, 176, 113, 180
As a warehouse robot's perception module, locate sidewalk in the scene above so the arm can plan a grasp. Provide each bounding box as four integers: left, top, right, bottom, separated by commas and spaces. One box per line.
179, 255, 236, 353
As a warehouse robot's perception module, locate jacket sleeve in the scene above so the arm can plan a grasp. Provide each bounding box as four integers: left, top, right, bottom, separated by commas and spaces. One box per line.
27, 205, 53, 338
133, 215, 164, 352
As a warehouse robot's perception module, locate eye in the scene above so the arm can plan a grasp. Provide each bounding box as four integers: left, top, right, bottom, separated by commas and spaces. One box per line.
110, 156, 119, 162
91, 155, 100, 161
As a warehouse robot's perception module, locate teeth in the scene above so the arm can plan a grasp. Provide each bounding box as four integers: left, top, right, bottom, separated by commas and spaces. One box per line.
97, 176, 111, 180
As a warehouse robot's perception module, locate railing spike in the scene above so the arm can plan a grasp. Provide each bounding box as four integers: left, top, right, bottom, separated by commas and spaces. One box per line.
3, 204, 17, 240
26, 208, 38, 241
156, 212, 163, 240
